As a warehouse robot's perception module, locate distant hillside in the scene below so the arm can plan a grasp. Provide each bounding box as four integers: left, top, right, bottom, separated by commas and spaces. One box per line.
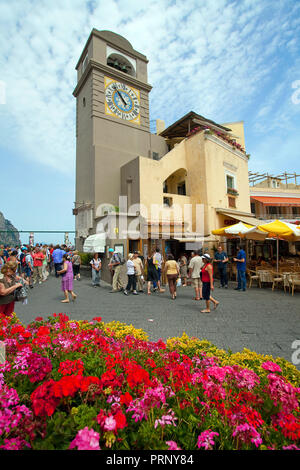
0, 211, 21, 246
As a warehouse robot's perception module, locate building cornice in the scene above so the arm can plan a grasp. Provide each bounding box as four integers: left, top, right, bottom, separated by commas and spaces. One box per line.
73, 60, 152, 97
204, 134, 248, 162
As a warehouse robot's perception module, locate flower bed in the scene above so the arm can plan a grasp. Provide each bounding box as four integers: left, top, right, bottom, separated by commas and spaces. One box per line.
0, 313, 299, 451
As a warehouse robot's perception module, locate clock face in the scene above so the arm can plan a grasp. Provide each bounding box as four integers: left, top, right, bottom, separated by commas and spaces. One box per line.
104, 77, 140, 124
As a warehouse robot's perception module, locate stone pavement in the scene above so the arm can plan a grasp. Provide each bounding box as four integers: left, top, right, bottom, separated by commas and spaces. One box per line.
14, 271, 300, 367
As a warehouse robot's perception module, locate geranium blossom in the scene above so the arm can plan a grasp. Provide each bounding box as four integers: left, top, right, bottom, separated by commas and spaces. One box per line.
154, 409, 177, 429
197, 430, 219, 450
69, 427, 100, 450
166, 440, 181, 450
261, 361, 282, 373
232, 423, 263, 448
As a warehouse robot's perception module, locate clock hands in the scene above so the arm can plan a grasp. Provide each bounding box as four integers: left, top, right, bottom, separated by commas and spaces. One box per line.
112, 85, 127, 107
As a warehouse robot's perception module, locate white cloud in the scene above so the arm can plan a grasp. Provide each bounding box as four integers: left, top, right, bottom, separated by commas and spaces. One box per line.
0, 0, 299, 176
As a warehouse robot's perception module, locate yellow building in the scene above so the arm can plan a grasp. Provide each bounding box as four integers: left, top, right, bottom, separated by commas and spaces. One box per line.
120, 111, 260, 260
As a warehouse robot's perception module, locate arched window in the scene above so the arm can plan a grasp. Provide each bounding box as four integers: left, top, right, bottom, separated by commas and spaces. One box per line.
163, 169, 188, 196
107, 53, 136, 77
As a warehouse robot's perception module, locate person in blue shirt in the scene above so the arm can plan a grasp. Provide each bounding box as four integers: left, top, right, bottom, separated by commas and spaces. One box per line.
234, 245, 247, 291
52, 245, 66, 278
214, 246, 229, 288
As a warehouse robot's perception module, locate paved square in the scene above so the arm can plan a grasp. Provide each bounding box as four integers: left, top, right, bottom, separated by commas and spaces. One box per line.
15, 272, 300, 367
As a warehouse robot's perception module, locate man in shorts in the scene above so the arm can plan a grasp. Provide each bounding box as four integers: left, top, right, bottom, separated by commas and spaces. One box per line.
108, 248, 123, 292
188, 250, 204, 300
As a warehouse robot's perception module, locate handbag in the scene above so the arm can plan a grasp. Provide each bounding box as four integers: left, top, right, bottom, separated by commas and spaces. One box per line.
14, 281, 28, 302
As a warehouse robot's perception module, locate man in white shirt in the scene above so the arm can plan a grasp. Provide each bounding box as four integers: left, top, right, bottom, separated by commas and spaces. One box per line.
124, 254, 138, 296
188, 250, 204, 300
153, 248, 163, 290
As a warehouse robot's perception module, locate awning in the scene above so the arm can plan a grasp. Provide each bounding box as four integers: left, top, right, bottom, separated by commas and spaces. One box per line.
218, 211, 262, 226
83, 233, 106, 253
251, 196, 300, 207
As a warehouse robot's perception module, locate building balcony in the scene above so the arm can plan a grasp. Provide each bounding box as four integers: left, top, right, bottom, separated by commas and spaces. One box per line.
162, 193, 192, 209
253, 213, 300, 222
227, 188, 239, 197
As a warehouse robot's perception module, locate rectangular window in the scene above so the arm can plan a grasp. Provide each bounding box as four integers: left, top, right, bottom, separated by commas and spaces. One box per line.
226, 174, 234, 190
228, 196, 236, 208
251, 202, 256, 214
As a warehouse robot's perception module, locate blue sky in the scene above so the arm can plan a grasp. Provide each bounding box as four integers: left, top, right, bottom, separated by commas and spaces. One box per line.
0, 0, 300, 244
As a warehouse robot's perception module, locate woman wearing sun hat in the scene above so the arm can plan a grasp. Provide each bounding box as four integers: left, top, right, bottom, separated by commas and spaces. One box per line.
200, 253, 219, 313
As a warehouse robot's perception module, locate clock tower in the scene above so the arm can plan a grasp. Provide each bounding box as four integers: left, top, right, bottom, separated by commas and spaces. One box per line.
73, 29, 164, 246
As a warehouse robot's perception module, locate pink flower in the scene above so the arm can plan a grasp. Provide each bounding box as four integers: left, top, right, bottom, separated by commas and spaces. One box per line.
197, 430, 219, 450
233, 368, 260, 390
103, 415, 117, 432
232, 423, 262, 448
267, 374, 299, 413
166, 440, 181, 450
69, 427, 100, 450
261, 361, 282, 373
154, 410, 177, 429
0, 437, 31, 450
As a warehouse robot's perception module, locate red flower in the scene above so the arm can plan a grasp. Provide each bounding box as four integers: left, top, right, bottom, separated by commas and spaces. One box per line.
92, 317, 102, 322
31, 380, 60, 417
114, 410, 127, 430
36, 326, 50, 337
126, 365, 151, 390
80, 376, 101, 393
53, 375, 81, 398
146, 358, 157, 369
10, 325, 26, 336
58, 359, 84, 376
120, 392, 133, 407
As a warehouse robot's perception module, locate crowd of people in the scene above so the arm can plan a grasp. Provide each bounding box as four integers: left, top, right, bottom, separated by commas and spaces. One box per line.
0, 243, 80, 314
107, 245, 247, 312
0, 241, 248, 316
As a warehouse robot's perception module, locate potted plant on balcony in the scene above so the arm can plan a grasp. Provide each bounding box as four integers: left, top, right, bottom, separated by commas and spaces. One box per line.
227, 188, 239, 196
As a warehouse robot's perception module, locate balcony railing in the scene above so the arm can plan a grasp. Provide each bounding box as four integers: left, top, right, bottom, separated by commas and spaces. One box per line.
253, 213, 300, 221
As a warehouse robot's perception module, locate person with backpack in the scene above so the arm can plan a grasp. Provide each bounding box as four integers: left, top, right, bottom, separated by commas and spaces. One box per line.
25, 247, 34, 288
108, 249, 124, 293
